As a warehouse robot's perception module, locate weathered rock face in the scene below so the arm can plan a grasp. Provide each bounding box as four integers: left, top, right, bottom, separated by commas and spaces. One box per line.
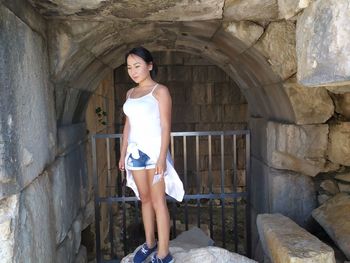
122, 227, 256, 263
328, 122, 350, 166
0, 4, 56, 198
29, 0, 225, 21
283, 78, 334, 124
224, 0, 278, 21
330, 92, 350, 120
335, 173, 350, 183
223, 21, 264, 47
312, 193, 350, 260
0, 195, 19, 263
278, 0, 313, 19
257, 213, 335, 263
297, 0, 350, 87
255, 21, 297, 80
268, 169, 316, 227
267, 122, 330, 177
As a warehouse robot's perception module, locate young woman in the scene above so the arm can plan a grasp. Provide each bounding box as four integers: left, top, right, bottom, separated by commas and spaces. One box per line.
118, 47, 184, 263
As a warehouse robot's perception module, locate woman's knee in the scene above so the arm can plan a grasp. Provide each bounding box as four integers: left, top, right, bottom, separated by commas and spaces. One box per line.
139, 192, 152, 204
151, 195, 166, 211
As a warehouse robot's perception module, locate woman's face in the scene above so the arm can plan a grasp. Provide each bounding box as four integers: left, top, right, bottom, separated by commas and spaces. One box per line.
126, 54, 152, 84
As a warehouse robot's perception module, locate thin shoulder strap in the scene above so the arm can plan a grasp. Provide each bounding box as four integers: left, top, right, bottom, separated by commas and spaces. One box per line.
150, 83, 159, 94
127, 88, 135, 98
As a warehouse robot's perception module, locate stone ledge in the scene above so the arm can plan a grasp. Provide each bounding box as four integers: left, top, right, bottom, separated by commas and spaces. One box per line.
257, 213, 335, 263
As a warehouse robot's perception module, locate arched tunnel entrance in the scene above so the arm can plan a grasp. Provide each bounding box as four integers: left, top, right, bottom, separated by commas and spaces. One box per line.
1, 1, 350, 263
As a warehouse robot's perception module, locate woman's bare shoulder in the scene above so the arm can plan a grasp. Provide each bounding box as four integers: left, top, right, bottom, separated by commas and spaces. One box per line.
154, 84, 170, 96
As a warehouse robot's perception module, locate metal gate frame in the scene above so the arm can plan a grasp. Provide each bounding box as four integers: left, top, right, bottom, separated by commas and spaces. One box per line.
92, 130, 251, 263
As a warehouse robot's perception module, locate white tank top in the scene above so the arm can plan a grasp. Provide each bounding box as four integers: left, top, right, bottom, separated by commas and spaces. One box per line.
122, 83, 185, 202
123, 84, 161, 144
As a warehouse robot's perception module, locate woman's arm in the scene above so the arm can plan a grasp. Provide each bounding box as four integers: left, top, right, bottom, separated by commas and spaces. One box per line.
155, 85, 172, 175
118, 89, 133, 171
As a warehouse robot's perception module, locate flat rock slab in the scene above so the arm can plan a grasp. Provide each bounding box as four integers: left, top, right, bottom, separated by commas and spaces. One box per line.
312, 193, 350, 260
121, 246, 256, 263
121, 227, 256, 263
257, 213, 335, 263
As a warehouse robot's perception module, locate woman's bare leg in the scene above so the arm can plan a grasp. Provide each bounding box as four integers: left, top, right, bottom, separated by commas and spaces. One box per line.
146, 169, 170, 258
132, 170, 156, 248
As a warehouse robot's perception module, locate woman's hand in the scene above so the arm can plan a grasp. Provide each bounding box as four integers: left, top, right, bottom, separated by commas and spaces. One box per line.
118, 157, 125, 171
155, 157, 167, 175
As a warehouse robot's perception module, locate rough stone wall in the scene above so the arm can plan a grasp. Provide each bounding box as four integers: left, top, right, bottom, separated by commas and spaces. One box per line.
0, 2, 105, 262
0, 2, 56, 262
115, 51, 248, 193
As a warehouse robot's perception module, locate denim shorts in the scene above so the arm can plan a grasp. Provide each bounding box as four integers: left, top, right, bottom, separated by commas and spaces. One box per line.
126, 150, 156, 170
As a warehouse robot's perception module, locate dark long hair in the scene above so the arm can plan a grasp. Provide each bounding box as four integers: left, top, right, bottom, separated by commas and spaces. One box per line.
125, 46, 158, 80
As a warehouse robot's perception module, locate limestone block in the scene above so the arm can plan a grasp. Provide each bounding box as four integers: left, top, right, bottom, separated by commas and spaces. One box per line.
51, 154, 82, 244
57, 123, 86, 155
330, 92, 350, 120
283, 78, 334, 124
335, 173, 350, 183
318, 194, 331, 205
328, 123, 350, 166
224, 0, 278, 21
268, 169, 316, 227
75, 245, 87, 263
297, 0, 350, 87
278, 0, 313, 19
56, 229, 75, 263
267, 122, 329, 176
326, 85, 350, 94
338, 183, 350, 194
223, 21, 264, 47
254, 21, 297, 80
0, 194, 18, 263
320, 180, 340, 195
15, 173, 56, 262
31, 0, 224, 21
312, 193, 350, 259
0, 5, 56, 198
257, 213, 335, 263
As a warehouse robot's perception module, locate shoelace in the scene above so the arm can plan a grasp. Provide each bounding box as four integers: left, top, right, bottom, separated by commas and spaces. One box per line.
151, 255, 163, 263
141, 245, 148, 254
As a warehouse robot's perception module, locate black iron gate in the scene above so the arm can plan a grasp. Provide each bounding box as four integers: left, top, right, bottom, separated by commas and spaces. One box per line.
92, 130, 251, 263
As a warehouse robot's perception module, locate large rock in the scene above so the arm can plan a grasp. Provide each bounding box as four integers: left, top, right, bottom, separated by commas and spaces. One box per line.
51, 150, 84, 244
312, 193, 350, 259
0, 4, 56, 199
267, 122, 330, 176
122, 246, 256, 263
335, 173, 350, 183
30, 0, 225, 21
268, 169, 316, 227
283, 78, 334, 124
278, 0, 313, 19
297, 0, 350, 87
224, 0, 278, 21
254, 21, 297, 80
223, 21, 264, 47
122, 227, 256, 262
251, 158, 317, 228
328, 122, 350, 166
14, 173, 56, 263
330, 92, 350, 120
257, 213, 335, 263
0, 194, 19, 263
320, 180, 339, 195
